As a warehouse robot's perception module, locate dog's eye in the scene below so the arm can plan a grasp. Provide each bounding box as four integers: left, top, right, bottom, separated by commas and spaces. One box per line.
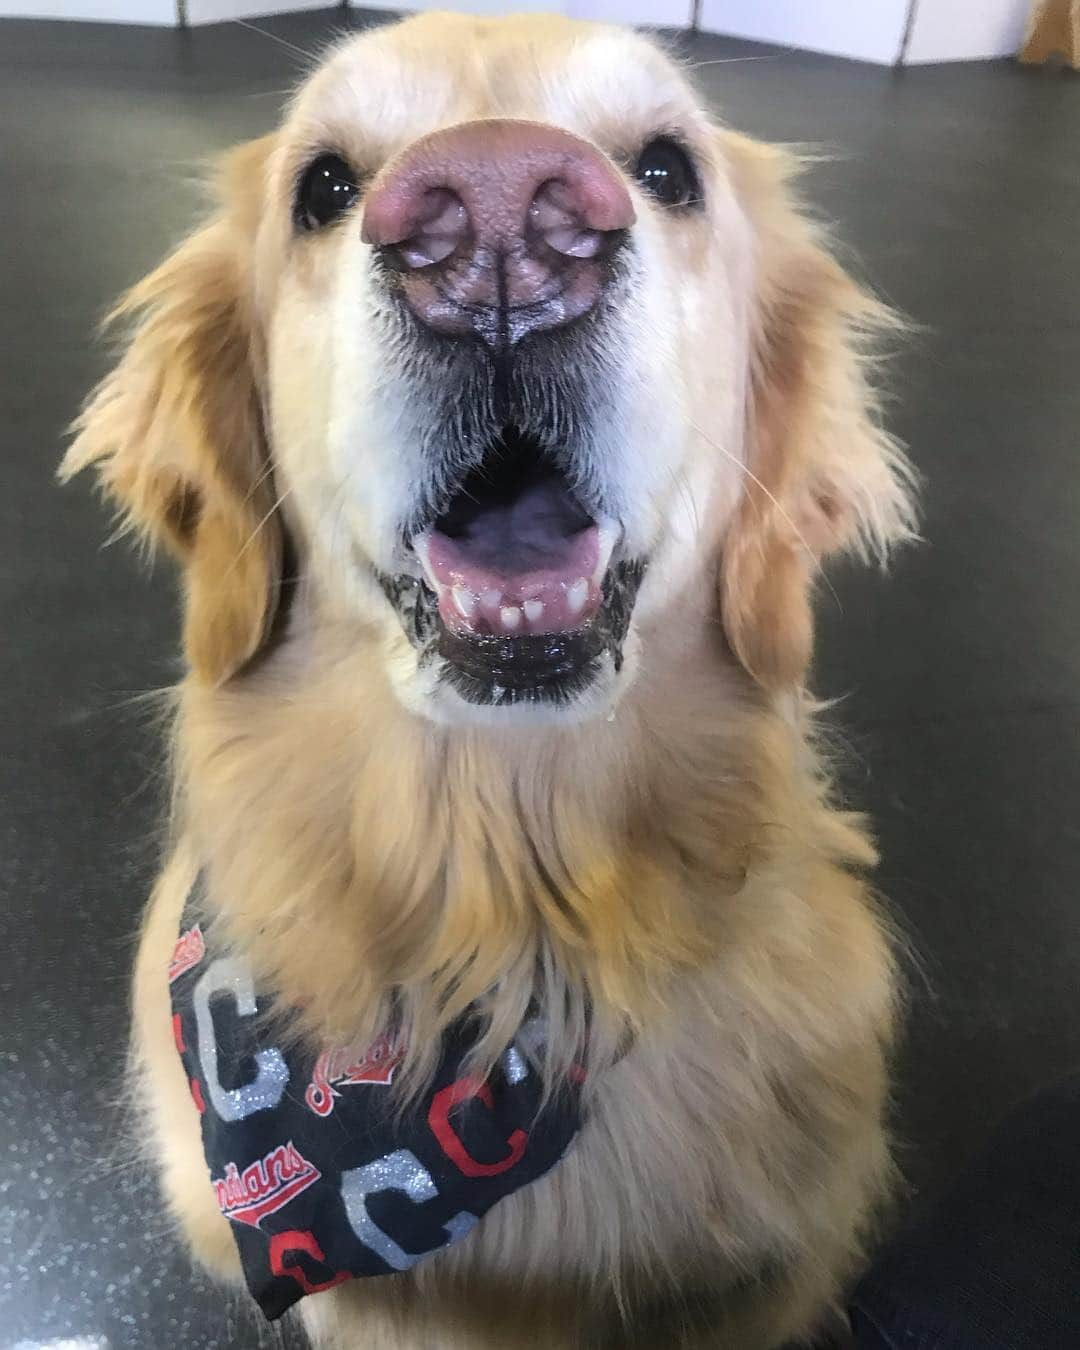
296, 154, 361, 231
634, 139, 700, 209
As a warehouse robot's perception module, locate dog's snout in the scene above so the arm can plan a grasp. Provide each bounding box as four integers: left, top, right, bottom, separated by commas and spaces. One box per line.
362, 119, 635, 343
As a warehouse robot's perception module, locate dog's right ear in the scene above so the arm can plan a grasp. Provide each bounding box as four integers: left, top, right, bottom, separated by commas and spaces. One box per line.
61, 136, 282, 686
717, 133, 918, 691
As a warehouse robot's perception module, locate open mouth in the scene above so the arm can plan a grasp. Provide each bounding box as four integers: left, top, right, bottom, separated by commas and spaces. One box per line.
378, 427, 645, 706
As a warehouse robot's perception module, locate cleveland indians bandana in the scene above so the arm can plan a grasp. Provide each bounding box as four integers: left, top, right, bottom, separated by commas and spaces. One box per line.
169, 888, 584, 1320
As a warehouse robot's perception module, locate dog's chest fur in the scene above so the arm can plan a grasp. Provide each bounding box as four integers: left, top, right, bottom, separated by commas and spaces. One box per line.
162, 639, 895, 1345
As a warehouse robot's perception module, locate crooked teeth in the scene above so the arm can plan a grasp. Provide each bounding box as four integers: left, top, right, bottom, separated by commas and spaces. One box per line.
523, 599, 544, 624
500, 605, 522, 631
567, 578, 589, 616
481, 588, 502, 612
452, 585, 476, 619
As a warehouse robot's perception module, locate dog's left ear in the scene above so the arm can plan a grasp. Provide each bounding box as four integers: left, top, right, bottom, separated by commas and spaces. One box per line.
61, 136, 281, 685
718, 134, 917, 690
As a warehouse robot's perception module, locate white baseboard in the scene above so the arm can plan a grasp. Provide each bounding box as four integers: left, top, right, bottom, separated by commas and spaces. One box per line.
697, 0, 909, 64
571, 0, 692, 22
0, 0, 1028, 62
0, 0, 174, 19
185, 0, 342, 22
342, 1, 689, 21
904, 0, 1028, 62
0, 0, 340, 21
0, 0, 690, 32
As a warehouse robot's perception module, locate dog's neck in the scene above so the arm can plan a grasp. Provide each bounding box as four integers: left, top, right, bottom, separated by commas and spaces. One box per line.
175, 612, 831, 1087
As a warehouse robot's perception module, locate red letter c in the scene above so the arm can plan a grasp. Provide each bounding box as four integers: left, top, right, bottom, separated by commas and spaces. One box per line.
269, 1229, 350, 1295
428, 1076, 528, 1178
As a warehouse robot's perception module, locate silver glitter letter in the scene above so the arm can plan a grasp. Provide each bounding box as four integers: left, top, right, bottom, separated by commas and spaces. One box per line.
501, 1045, 528, 1085
193, 956, 289, 1121
341, 1148, 476, 1270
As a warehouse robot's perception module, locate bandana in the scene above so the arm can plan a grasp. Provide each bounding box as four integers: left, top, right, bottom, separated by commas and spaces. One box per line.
168, 888, 585, 1320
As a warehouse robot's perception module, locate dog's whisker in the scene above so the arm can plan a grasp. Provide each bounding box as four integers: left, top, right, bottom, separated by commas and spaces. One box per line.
688, 415, 843, 614
664, 461, 702, 544
231, 18, 319, 66
244, 458, 279, 507
649, 196, 707, 211
685, 55, 787, 69
232, 483, 296, 569
327, 474, 355, 597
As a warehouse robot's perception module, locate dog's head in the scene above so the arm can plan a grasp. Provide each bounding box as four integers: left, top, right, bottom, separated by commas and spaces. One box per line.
65, 13, 914, 725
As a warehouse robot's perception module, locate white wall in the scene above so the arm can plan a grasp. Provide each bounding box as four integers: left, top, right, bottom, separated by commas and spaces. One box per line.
698, 0, 910, 63
0, 0, 1031, 60
185, 0, 334, 22
0, 0, 387, 21
353, 0, 688, 17
904, 0, 1029, 62
571, 0, 690, 21
0, 0, 344, 19
0, 0, 172, 17
348, 0, 564, 11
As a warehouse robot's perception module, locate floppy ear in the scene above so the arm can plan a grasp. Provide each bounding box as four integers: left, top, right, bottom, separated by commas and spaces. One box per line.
61, 136, 282, 686
719, 134, 917, 690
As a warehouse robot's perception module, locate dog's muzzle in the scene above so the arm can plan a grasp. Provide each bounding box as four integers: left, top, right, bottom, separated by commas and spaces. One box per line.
366, 118, 647, 707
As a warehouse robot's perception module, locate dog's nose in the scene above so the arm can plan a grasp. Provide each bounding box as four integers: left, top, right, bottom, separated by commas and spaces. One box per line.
362, 119, 635, 343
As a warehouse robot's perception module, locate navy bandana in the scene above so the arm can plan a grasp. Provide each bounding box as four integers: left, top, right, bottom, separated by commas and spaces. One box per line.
168, 890, 585, 1320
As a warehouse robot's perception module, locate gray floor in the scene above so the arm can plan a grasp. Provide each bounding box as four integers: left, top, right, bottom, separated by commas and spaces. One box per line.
2, 7, 1080, 1347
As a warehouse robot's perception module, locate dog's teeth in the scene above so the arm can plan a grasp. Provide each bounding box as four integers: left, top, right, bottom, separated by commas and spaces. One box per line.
567, 579, 589, 616
523, 599, 544, 624
593, 519, 620, 585
500, 605, 522, 631
481, 588, 502, 612
452, 585, 477, 619
412, 533, 440, 591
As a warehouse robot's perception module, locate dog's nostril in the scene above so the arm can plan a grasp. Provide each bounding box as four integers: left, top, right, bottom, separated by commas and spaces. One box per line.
540, 228, 607, 260
528, 179, 607, 260
528, 180, 577, 233
390, 188, 469, 270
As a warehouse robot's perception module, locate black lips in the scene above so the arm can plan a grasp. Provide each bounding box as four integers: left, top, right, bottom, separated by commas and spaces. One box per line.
379, 560, 646, 707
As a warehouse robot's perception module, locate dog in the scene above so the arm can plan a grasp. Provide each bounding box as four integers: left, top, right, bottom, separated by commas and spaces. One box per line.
64, 12, 916, 1348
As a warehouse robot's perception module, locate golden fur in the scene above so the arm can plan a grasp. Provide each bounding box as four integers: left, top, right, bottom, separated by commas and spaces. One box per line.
65, 12, 916, 1348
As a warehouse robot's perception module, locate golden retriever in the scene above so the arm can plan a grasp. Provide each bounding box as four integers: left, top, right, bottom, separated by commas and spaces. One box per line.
64, 12, 916, 1348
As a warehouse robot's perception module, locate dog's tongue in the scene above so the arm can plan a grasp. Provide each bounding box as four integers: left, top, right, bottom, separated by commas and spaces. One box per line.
416, 478, 606, 637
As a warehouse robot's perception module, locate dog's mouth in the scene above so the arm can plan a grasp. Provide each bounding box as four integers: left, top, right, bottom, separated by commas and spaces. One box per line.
379, 427, 645, 706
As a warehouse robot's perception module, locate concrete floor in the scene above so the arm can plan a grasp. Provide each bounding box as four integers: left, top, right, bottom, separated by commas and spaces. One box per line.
2, 7, 1079, 1347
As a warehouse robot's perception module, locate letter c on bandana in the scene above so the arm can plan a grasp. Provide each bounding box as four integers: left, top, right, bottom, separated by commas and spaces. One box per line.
269, 1230, 350, 1295
428, 1076, 528, 1177
341, 1149, 476, 1271
193, 957, 289, 1121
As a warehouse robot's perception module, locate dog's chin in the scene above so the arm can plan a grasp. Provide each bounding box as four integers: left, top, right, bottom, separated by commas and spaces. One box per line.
379, 561, 646, 727
404, 634, 641, 728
